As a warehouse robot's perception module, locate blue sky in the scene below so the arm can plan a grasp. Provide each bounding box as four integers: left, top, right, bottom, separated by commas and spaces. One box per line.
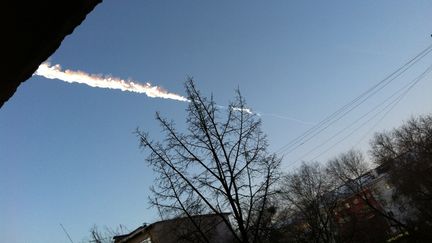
1, 1, 431, 242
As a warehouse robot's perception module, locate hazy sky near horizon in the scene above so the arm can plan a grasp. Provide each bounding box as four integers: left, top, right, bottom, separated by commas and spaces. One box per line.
1, 1, 431, 242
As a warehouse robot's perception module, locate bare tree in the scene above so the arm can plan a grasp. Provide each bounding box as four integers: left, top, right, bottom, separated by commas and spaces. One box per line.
83, 225, 127, 243
326, 150, 396, 242
278, 162, 339, 243
136, 80, 281, 243
370, 114, 432, 240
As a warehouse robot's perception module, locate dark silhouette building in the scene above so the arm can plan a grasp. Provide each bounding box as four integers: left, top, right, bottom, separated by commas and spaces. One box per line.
0, 1, 101, 108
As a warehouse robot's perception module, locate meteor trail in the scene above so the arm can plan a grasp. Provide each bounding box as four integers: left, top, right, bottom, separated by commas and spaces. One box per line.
35, 62, 188, 102
232, 107, 253, 115
34, 62, 313, 125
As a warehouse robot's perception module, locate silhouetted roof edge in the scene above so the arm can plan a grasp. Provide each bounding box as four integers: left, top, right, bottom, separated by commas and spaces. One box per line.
113, 212, 231, 241
0, 0, 102, 108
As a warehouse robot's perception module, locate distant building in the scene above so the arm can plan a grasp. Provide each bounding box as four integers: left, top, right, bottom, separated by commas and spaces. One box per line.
333, 186, 390, 242
331, 164, 410, 241
113, 213, 234, 243
280, 164, 410, 242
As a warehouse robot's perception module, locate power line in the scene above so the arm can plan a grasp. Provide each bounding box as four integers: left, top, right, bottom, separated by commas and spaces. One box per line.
275, 43, 432, 157
60, 223, 74, 243
353, 64, 432, 147
294, 62, 432, 162
277, 44, 432, 156
310, 83, 422, 162
289, 62, 432, 167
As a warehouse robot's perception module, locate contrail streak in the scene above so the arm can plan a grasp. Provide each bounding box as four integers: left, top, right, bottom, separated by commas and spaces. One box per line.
35, 62, 313, 125
35, 62, 188, 102
232, 107, 253, 115
228, 106, 314, 125
258, 112, 315, 125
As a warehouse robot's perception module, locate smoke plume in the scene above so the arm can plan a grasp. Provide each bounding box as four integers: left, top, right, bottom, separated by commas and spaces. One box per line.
232, 107, 254, 115
35, 62, 188, 102
35, 62, 312, 125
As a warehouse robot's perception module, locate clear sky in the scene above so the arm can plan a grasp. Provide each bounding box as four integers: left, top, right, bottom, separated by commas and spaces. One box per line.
1, 1, 431, 242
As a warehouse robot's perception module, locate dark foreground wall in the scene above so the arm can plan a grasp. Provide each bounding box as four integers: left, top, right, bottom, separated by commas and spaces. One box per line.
0, 1, 102, 108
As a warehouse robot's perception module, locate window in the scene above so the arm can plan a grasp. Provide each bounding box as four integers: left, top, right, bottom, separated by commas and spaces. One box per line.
140, 237, 151, 243
384, 183, 391, 189
339, 216, 352, 224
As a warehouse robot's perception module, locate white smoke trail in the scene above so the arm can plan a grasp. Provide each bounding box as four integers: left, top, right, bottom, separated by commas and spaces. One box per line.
232, 107, 254, 115
34, 62, 188, 102
35, 62, 313, 125
233, 108, 314, 125
258, 112, 315, 125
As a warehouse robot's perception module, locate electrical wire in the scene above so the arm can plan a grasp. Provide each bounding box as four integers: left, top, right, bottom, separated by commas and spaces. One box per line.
275, 43, 432, 157
282, 62, 432, 170
294, 62, 432, 162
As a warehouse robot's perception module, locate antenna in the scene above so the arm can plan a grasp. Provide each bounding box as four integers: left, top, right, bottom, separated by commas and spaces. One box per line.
60, 223, 74, 243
